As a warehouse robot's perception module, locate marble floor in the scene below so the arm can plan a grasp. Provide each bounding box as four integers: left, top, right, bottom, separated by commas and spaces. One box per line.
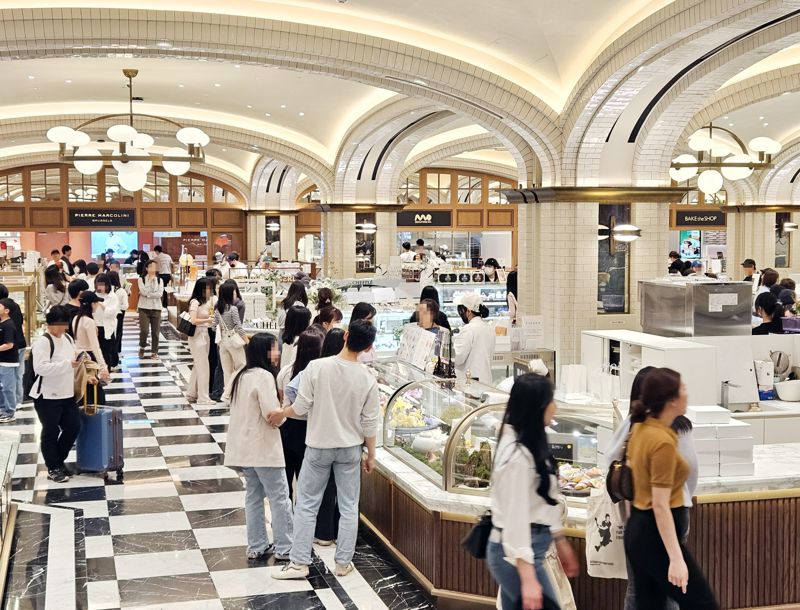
3, 315, 436, 610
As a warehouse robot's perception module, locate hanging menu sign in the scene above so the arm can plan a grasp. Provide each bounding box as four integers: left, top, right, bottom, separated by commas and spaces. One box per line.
397, 210, 452, 227
68, 209, 136, 227
670, 205, 726, 229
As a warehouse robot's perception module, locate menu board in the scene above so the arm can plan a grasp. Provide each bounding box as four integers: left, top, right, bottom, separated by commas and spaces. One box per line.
397, 324, 437, 370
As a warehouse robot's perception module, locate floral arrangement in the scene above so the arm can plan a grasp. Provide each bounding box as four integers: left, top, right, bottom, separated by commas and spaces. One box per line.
306, 278, 346, 308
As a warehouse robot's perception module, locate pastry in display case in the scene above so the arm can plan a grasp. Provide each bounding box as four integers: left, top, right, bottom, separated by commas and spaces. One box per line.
367, 359, 432, 446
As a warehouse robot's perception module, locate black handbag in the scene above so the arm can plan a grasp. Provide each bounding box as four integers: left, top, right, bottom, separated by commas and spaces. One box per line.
461, 512, 493, 559
606, 430, 634, 503
177, 312, 196, 337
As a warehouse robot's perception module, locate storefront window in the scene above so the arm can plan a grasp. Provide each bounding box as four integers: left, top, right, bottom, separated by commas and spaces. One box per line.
211, 183, 239, 204
425, 172, 451, 204
29, 167, 62, 202
142, 169, 171, 202
488, 179, 511, 205
396, 231, 481, 266
776, 212, 791, 269
0, 172, 22, 202
397, 177, 420, 204
67, 169, 99, 203
103, 171, 136, 203
457, 175, 482, 204
356, 212, 377, 273
178, 175, 205, 203
264, 216, 281, 259
598, 204, 630, 314
297, 234, 322, 263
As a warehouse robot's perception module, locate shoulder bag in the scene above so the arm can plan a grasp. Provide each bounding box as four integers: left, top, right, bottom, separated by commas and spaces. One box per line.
177, 305, 197, 337
606, 427, 634, 503
217, 310, 246, 350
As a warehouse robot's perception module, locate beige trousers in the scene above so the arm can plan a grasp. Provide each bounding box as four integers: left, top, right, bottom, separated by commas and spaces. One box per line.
219, 341, 246, 402
187, 327, 211, 403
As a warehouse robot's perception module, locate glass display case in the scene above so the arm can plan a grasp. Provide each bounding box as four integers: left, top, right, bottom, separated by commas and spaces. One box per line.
381, 378, 612, 497
437, 282, 508, 327
0, 274, 40, 343
343, 310, 411, 353
367, 359, 433, 446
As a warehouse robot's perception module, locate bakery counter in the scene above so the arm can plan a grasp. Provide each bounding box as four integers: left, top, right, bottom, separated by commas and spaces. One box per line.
361, 443, 800, 609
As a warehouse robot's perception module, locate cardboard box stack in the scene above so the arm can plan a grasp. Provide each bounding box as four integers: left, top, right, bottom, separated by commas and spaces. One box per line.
687, 405, 755, 477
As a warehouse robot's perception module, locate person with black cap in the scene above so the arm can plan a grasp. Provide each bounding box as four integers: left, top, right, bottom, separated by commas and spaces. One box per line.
741, 259, 757, 282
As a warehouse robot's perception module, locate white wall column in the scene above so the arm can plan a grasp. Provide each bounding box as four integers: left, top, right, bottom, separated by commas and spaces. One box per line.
280, 215, 296, 261
246, 214, 265, 261
375, 211, 398, 270
321, 211, 356, 278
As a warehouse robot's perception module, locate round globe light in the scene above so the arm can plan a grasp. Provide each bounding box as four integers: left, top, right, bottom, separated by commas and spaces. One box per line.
107, 124, 138, 143
721, 154, 755, 180
67, 130, 91, 147
669, 154, 699, 182
697, 169, 723, 195
132, 133, 155, 149
688, 133, 713, 152
117, 169, 148, 192
46, 126, 76, 144
196, 130, 210, 147
73, 147, 103, 175
749, 137, 782, 155
112, 148, 152, 174
162, 147, 191, 176
612, 224, 642, 243
176, 127, 205, 146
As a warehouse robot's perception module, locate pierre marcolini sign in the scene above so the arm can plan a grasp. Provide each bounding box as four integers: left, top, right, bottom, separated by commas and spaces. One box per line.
68, 209, 136, 227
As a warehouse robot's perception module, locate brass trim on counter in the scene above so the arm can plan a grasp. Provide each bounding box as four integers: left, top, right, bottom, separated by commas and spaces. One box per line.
696, 487, 800, 504
0, 503, 19, 602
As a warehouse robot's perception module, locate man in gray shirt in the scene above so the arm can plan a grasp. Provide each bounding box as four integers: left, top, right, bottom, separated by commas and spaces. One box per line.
270, 319, 379, 580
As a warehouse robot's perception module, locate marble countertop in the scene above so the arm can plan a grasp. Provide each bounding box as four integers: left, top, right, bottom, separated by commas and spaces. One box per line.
695, 442, 800, 495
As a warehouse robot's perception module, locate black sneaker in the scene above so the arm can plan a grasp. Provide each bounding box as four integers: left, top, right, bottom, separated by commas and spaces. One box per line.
47, 469, 69, 483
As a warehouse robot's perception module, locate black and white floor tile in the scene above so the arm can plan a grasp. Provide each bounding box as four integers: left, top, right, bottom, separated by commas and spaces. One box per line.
3, 314, 436, 610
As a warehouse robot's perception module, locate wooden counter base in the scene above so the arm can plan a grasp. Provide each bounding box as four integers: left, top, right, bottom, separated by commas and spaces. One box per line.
360, 468, 800, 609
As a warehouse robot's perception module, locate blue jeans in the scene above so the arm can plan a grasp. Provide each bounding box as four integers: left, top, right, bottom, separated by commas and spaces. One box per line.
0, 366, 19, 417
242, 467, 294, 556
487, 524, 559, 610
290, 445, 362, 566
15, 350, 25, 406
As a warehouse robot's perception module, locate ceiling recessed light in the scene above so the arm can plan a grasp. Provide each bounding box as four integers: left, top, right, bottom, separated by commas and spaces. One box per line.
65, 79, 72, 84
759, 116, 765, 120
27, 75, 35, 80
265, 113, 271, 117
723, 116, 729, 120
178, 84, 185, 88
222, 148, 227, 152
298, 112, 305, 116
246, 105, 253, 109
783, 91, 792, 96
234, 64, 241, 68
156, 40, 172, 49
728, 123, 734, 127
764, 122, 769, 126
10, 140, 15, 143
280, 104, 287, 109
213, 83, 221, 87
413, 79, 427, 86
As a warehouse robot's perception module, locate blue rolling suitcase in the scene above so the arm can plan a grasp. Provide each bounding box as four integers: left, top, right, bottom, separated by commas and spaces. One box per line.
75, 387, 124, 481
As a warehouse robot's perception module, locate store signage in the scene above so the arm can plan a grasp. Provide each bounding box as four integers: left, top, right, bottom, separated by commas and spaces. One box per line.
397, 210, 452, 227
670, 205, 726, 229
69, 209, 136, 227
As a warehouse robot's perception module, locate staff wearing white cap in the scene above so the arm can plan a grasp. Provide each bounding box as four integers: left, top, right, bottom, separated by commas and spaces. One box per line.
453, 292, 496, 385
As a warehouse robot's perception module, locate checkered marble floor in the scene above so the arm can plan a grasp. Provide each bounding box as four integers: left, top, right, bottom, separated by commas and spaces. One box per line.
3, 314, 435, 610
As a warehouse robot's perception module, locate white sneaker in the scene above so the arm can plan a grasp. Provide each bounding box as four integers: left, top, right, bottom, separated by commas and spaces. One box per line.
335, 562, 355, 577
272, 562, 309, 580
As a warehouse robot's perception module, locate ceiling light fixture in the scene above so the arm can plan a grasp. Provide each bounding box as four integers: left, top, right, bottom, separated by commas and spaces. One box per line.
670, 122, 780, 196
265, 113, 271, 117
280, 104, 286, 109
298, 112, 305, 116
44, 68, 208, 191
27, 75, 35, 80
65, 79, 72, 84
214, 83, 221, 87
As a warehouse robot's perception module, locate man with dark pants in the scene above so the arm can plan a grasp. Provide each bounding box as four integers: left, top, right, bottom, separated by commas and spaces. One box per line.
29, 306, 81, 483
152, 245, 173, 308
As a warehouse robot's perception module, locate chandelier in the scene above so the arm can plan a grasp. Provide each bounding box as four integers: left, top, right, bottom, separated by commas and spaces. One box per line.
44, 69, 209, 192
669, 124, 781, 196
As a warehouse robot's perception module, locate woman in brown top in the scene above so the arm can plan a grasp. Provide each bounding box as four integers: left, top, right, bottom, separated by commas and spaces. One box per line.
624, 368, 718, 610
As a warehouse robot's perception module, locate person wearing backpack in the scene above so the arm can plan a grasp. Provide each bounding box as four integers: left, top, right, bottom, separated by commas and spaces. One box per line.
29, 306, 82, 483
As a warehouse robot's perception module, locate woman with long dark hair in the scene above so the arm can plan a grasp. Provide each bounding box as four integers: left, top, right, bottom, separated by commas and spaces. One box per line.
137, 259, 163, 359
186, 278, 217, 406
72, 291, 110, 404
624, 368, 718, 609
72, 259, 88, 280
280, 304, 312, 370
44, 265, 69, 309
278, 281, 308, 330
223, 333, 293, 560
320, 327, 345, 357
215, 281, 248, 403
487, 373, 578, 610
311, 306, 343, 331
408, 285, 451, 330
315, 287, 333, 311
93, 273, 120, 369
607, 367, 698, 610
753, 292, 785, 335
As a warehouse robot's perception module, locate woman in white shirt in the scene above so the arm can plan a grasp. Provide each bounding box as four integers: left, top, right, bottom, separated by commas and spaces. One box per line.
280, 304, 311, 370
186, 278, 216, 406
453, 293, 496, 385
94, 273, 121, 370
30, 305, 80, 484
107, 271, 129, 362
487, 373, 578, 610
223, 332, 293, 560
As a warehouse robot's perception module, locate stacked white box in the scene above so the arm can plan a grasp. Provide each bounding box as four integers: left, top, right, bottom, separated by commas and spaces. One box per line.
688, 406, 755, 478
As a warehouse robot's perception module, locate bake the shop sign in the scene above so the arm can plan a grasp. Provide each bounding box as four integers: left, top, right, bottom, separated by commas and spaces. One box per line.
397, 210, 452, 227
670, 205, 726, 229
69, 209, 136, 227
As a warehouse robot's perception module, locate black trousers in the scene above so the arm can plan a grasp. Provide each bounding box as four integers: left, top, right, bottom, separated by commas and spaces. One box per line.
158, 274, 171, 308
115, 312, 125, 355
33, 397, 81, 471
625, 507, 719, 610
280, 418, 339, 541
98, 328, 118, 369
207, 329, 223, 400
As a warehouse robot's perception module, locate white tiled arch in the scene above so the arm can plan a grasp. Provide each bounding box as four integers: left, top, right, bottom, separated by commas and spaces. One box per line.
426, 160, 517, 183
757, 138, 800, 204
399, 134, 502, 183
0, 6, 560, 186
250, 157, 301, 211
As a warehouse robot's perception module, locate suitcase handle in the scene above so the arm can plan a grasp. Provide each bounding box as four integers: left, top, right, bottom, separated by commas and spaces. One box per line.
84, 384, 99, 416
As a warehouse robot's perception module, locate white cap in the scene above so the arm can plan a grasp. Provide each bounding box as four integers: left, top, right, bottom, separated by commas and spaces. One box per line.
528, 358, 549, 377
214, 251, 223, 261
456, 292, 483, 313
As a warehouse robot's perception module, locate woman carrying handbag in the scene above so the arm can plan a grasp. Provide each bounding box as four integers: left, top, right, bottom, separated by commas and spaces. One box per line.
215, 281, 248, 403
186, 278, 216, 406
486, 373, 579, 610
